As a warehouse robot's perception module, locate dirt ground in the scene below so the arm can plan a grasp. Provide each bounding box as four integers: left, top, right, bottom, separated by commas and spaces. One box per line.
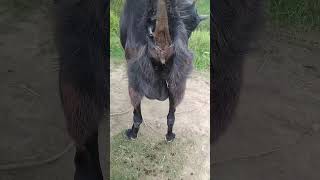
213, 28, 320, 180
0, 6, 110, 180
110, 63, 210, 179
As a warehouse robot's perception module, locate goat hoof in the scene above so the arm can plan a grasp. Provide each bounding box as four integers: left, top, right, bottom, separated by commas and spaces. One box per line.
126, 129, 137, 140
166, 133, 175, 142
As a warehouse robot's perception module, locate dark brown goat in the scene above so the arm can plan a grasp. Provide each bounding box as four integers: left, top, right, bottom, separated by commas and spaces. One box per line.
54, 0, 108, 179
120, 0, 205, 142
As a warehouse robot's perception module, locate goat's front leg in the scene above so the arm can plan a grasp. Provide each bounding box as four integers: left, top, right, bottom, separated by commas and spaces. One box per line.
126, 103, 143, 140
166, 92, 176, 142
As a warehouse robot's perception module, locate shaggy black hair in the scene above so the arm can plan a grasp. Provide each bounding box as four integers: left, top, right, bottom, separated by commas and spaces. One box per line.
120, 0, 204, 141
212, 0, 264, 143
54, 0, 108, 179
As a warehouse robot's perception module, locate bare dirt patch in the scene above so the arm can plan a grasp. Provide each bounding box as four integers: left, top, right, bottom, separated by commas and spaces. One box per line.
0, 6, 76, 180
213, 29, 320, 180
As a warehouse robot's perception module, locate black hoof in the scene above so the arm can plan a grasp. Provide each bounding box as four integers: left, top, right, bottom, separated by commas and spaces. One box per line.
126, 129, 137, 140
166, 133, 176, 142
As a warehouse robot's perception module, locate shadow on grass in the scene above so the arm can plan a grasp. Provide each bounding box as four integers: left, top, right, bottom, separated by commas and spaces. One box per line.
111, 130, 191, 180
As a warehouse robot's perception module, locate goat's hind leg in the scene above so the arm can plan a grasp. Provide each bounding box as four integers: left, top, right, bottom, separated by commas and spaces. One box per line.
126, 87, 143, 140
126, 103, 143, 140
166, 81, 186, 142
59, 81, 104, 180
166, 92, 176, 142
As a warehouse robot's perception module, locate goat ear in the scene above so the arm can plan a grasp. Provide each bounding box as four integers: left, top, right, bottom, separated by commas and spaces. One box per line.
192, 0, 209, 22
199, 15, 209, 21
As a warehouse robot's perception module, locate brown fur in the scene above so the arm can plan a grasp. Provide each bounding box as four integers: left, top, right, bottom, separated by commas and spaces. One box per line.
60, 81, 103, 148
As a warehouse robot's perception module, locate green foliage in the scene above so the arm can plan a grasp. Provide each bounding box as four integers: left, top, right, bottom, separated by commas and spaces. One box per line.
110, 34, 124, 59
189, 30, 210, 71
110, 10, 120, 35
195, 0, 210, 31
191, 0, 210, 71
110, 1, 124, 59
110, 0, 125, 16
110, 0, 124, 59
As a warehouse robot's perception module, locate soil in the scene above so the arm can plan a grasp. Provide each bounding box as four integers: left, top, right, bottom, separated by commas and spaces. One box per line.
0, 7, 75, 180
212, 28, 320, 180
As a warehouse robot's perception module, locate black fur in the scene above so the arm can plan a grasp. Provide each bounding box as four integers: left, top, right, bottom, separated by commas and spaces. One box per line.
120, 0, 203, 141
54, 0, 108, 179
212, 0, 264, 143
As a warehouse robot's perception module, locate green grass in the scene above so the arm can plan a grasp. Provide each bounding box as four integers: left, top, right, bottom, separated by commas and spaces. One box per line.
110, 8, 124, 60
268, 0, 320, 31
110, 0, 210, 71
189, 0, 211, 71
110, 0, 125, 16
195, 0, 210, 31
111, 131, 188, 180
110, 34, 124, 59
189, 30, 210, 71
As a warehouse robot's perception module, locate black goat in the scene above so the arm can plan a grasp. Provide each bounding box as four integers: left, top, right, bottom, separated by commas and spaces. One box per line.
212, 0, 263, 143
120, 0, 205, 142
54, 0, 108, 179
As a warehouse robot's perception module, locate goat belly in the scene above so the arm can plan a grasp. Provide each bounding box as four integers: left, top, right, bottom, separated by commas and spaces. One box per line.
143, 79, 169, 101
